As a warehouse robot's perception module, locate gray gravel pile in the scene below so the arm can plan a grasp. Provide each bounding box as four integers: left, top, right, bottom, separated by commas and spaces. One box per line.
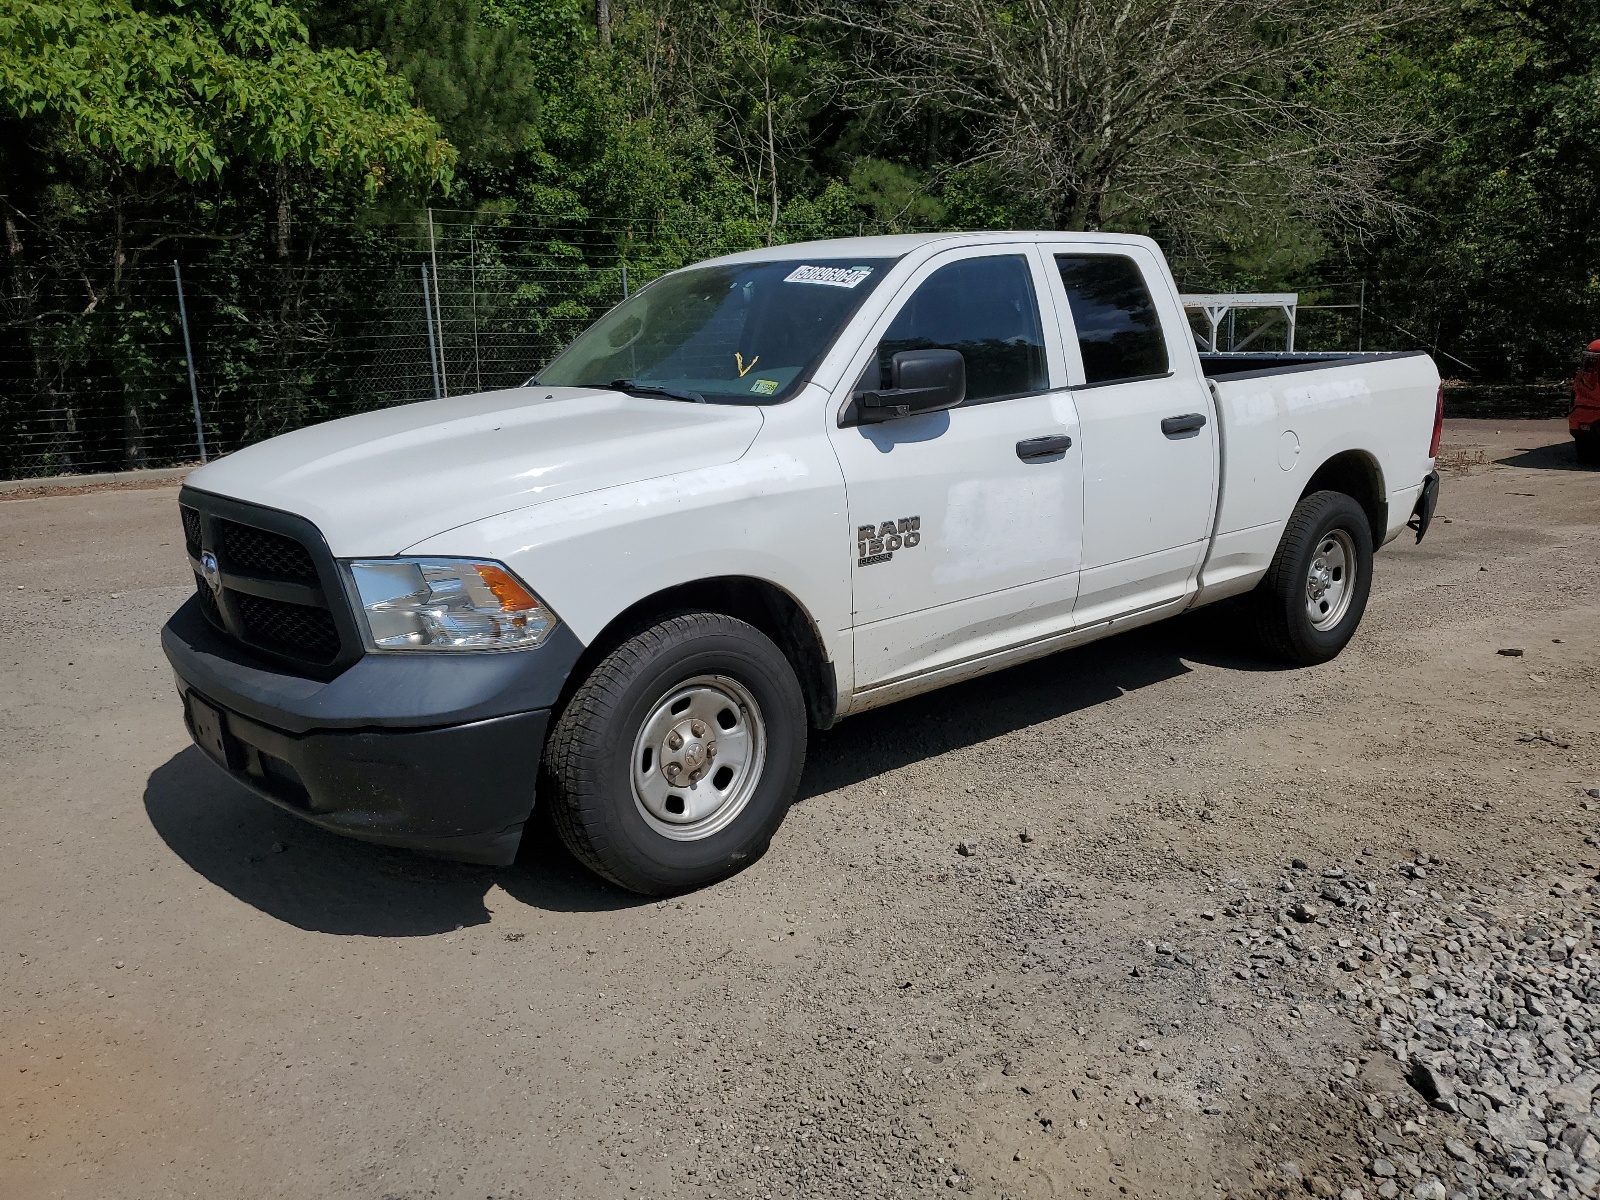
628, 831, 1600, 1200
1323, 857, 1600, 1200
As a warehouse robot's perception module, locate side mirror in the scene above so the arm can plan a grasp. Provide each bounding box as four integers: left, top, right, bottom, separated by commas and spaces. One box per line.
853, 349, 966, 424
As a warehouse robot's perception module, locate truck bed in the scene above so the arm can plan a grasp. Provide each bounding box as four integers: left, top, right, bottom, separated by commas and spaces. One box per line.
1199, 350, 1430, 380
1195, 348, 1440, 603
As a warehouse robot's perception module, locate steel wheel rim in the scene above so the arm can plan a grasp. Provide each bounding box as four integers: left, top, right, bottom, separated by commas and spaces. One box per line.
1306, 528, 1356, 632
629, 674, 767, 842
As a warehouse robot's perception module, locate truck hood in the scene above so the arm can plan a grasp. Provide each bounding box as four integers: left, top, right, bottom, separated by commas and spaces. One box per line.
184, 386, 766, 555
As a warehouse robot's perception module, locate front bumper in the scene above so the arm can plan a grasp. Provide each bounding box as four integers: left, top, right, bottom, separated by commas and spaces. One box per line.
179, 688, 546, 864
162, 595, 584, 866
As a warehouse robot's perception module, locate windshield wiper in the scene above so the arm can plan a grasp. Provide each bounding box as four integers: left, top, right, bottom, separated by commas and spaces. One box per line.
608, 378, 707, 404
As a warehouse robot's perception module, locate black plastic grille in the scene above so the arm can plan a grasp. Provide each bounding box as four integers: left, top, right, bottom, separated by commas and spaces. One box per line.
180, 505, 203, 557
180, 496, 349, 673
193, 571, 223, 627
231, 592, 342, 663
218, 520, 317, 582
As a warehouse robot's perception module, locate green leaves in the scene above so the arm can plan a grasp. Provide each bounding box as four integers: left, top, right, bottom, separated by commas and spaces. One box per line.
1368, 0, 1600, 377
309, 0, 547, 163
0, 0, 456, 190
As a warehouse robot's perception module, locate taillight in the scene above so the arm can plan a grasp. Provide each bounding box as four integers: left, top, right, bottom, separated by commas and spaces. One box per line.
1428, 384, 1444, 457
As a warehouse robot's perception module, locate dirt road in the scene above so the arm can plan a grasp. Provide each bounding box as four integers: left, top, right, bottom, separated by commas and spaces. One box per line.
2, 419, 1597, 1200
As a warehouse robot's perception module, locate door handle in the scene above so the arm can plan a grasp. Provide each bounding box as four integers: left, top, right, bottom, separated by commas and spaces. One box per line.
1161, 413, 1207, 436
1016, 434, 1073, 461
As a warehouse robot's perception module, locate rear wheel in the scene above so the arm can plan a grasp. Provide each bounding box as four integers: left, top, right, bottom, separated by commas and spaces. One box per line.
1576, 433, 1600, 465
1247, 490, 1375, 666
542, 612, 807, 895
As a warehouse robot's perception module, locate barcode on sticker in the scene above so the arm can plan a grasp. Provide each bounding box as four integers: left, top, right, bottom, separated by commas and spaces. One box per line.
784, 265, 873, 288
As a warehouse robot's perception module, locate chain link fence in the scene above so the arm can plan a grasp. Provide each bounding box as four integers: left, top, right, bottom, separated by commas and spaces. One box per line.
3, 219, 1570, 483
1, 212, 649, 480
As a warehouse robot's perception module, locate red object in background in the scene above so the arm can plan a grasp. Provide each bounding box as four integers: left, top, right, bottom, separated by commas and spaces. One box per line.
1572, 340, 1600, 464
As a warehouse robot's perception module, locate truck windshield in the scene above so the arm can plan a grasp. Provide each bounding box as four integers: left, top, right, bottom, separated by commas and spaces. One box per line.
535, 258, 897, 404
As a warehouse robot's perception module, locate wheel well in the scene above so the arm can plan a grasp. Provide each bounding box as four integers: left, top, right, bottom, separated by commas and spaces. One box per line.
1302, 450, 1385, 545
555, 577, 839, 730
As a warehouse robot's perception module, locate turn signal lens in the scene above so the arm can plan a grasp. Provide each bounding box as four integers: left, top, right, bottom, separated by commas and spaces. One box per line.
474, 562, 540, 612
345, 558, 558, 651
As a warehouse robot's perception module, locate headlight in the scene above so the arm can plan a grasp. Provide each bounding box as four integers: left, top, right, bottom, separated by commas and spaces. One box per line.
345, 558, 558, 651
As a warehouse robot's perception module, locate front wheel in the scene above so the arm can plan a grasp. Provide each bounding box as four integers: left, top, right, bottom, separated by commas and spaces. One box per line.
1247, 490, 1375, 666
542, 612, 807, 894
1576, 433, 1600, 466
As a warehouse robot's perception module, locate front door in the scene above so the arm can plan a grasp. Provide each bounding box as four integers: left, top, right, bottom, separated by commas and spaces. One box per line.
827, 247, 1083, 690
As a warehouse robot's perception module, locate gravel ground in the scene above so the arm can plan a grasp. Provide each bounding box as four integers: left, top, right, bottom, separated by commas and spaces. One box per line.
2, 418, 1597, 1200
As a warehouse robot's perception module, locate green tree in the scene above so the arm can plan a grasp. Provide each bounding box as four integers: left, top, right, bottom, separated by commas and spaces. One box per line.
0, 0, 456, 468
1371, 0, 1600, 380
308, 0, 548, 165
0, 0, 453, 188
811, 0, 1430, 238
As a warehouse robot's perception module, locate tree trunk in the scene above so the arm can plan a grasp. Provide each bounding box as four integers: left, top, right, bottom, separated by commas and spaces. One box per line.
1082, 187, 1104, 232
36, 343, 77, 475
765, 77, 779, 242
1050, 187, 1081, 232
597, 0, 611, 49
275, 164, 291, 258
123, 387, 145, 469
1052, 176, 1105, 232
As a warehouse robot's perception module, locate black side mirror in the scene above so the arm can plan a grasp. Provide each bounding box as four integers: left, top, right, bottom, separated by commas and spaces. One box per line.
853, 349, 966, 424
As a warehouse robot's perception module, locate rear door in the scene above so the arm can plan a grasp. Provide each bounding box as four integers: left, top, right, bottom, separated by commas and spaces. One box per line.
1044, 248, 1218, 625
827, 245, 1083, 690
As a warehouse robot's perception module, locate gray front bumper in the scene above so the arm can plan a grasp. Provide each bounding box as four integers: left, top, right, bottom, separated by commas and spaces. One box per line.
162, 595, 585, 865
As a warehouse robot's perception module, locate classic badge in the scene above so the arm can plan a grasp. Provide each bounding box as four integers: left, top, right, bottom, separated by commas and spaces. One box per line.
857, 516, 921, 566
200, 548, 222, 592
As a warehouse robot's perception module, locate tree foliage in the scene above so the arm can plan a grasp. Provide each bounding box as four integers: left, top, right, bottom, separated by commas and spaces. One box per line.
1368, 0, 1600, 377
0, 0, 454, 188
307, 0, 547, 164
813, 0, 1432, 239
2, 0, 1599, 478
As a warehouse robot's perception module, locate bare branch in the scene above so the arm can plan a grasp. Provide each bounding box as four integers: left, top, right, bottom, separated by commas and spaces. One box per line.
809, 0, 1441, 235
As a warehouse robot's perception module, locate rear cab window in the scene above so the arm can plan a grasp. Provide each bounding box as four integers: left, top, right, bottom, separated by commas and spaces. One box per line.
1054, 254, 1170, 386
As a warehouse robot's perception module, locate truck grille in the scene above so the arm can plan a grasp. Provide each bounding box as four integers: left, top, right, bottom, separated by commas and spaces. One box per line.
232, 592, 342, 662
218, 520, 317, 582
180, 505, 203, 557
193, 570, 224, 626
179, 491, 355, 675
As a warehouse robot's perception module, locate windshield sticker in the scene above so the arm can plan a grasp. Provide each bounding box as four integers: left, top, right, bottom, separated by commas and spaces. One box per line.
735, 352, 759, 377
784, 264, 873, 288
749, 378, 780, 395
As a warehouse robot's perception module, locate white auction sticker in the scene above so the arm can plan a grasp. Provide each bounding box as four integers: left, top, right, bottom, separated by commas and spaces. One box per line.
783, 264, 874, 288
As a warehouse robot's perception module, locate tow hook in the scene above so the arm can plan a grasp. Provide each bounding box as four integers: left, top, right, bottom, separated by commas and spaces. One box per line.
1408, 471, 1441, 543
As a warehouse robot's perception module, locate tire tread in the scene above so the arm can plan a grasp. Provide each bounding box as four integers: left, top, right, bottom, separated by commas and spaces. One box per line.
542, 613, 801, 893
1248, 489, 1373, 666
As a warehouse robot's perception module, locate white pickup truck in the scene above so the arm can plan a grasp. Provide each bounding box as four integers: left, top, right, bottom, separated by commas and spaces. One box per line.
163, 231, 1441, 894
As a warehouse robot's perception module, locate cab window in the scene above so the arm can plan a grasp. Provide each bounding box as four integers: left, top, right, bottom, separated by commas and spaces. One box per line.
876, 255, 1048, 404
1054, 254, 1169, 385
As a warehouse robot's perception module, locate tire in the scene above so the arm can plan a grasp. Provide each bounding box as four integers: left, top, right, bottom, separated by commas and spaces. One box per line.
542, 612, 807, 895
1576, 434, 1600, 466
1247, 490, 1375, 666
